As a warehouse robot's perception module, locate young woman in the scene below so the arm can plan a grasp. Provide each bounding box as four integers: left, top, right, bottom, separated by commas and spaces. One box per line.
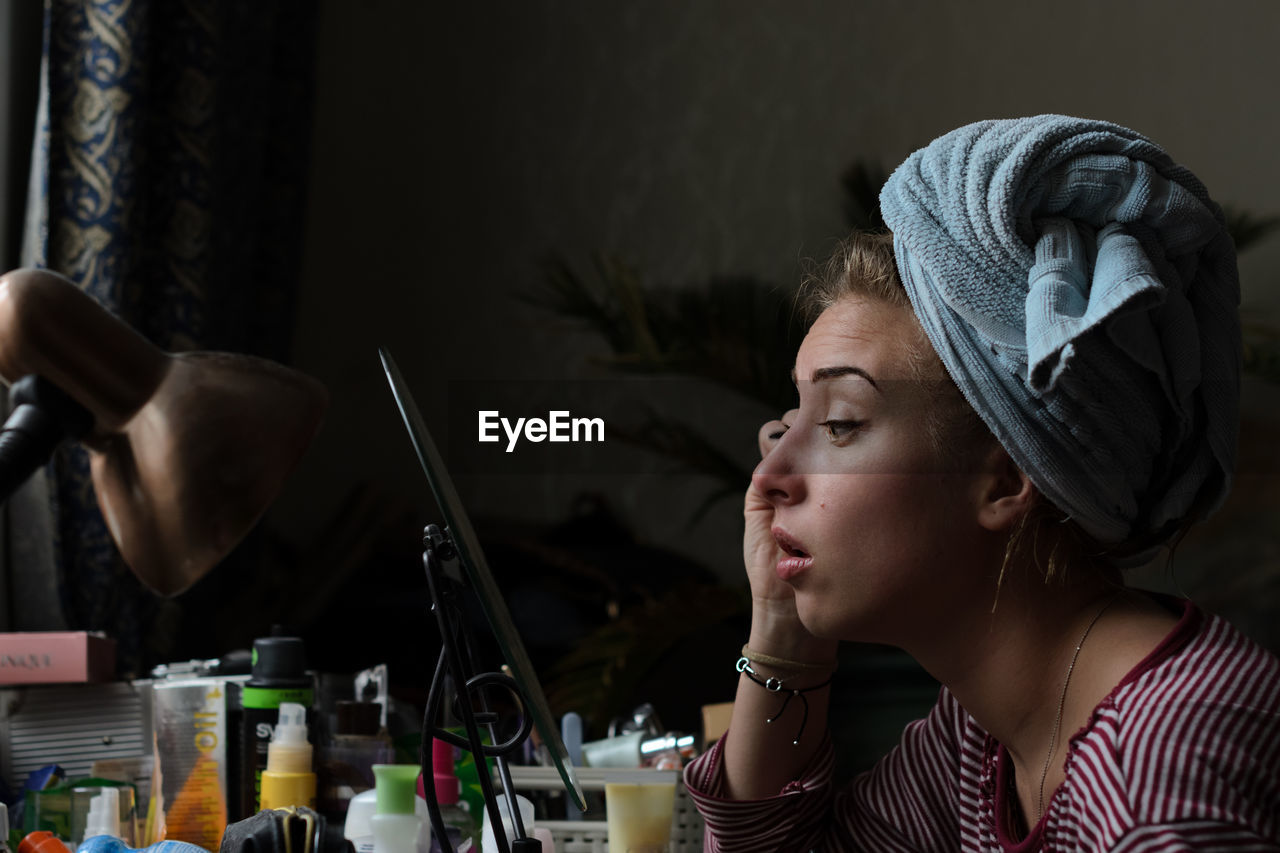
683, 116, 1280, 851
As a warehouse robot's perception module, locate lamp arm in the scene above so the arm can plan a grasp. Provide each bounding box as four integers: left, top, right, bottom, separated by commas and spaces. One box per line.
0, 269, 169, 431
0, 375, 93, 504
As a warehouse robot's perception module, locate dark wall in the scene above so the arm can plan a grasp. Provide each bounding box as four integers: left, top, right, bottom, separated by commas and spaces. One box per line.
284, 1, 1280, 566
250, 1, 1280, 712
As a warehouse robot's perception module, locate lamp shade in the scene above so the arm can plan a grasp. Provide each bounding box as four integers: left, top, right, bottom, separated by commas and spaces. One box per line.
0, 268, 328, 596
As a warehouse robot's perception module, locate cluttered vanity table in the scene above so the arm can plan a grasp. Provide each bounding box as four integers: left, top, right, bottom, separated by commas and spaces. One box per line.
0, 270, 705, 853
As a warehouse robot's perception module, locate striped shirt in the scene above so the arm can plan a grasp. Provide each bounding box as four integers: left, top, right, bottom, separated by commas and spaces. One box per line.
685, 600, 1280, 851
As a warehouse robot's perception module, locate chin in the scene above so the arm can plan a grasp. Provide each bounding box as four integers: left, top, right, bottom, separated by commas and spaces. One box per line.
797, 598, 887, 645
796, 604, 860, 643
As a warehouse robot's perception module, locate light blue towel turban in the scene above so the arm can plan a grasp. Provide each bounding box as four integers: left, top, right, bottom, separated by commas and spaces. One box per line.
878, 115, 1240, 565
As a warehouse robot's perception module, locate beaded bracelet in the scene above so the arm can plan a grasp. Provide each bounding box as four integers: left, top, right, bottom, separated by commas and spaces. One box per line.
736, 656, 833, 745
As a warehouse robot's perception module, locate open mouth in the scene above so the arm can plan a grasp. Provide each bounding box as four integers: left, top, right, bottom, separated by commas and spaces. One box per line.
773, 528, 808, 557
772, 528, 813, 581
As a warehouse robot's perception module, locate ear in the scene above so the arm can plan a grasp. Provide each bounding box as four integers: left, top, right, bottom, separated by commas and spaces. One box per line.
973, 443, 1036, 532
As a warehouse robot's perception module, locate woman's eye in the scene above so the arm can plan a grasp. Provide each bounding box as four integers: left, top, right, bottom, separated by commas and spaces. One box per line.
819, 420, 864, 441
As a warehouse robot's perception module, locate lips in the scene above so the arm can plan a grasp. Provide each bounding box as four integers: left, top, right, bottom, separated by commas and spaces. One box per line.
772, 527, 813, 582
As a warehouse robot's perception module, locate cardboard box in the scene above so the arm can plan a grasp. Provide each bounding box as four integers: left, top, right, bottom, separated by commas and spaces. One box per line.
0, 632, 116, 685
701, 701, 735, 748
151, 677, 243, 850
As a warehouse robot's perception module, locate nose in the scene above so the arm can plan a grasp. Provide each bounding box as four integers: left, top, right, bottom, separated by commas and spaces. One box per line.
752, 410, 804, 505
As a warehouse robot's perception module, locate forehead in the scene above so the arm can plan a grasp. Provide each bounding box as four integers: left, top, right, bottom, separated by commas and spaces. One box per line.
795, 296, 924, 381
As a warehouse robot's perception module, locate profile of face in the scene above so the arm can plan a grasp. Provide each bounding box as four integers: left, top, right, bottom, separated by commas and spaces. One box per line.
753, 295, 1001, 645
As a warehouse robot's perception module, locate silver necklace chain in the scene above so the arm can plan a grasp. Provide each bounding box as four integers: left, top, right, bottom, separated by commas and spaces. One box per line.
1037, 594, 1118, 822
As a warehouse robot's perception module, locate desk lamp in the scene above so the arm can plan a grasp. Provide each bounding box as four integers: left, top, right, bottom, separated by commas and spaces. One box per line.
0, 267, 328, 596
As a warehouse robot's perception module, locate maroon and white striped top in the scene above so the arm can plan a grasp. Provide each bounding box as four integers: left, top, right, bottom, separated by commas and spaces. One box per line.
685, 600, 1280, 851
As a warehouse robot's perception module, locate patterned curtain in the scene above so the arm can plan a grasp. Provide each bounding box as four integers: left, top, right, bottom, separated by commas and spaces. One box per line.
13, 0, 317, 673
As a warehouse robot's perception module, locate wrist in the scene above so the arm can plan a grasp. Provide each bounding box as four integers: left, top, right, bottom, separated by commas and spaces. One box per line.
740, 644, 836, 672
748, 602, 838, 664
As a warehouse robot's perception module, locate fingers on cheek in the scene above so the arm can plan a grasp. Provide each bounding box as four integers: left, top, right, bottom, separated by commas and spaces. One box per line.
759, 423, 785, 456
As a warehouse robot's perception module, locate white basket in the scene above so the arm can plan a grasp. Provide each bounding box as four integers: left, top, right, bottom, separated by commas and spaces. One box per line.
498, 765, 704, 852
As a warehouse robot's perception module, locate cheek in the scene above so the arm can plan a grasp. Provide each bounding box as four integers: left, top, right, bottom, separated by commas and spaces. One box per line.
811, 476, 907, 552
826, 473, 924, 513
820, 474, 964, 554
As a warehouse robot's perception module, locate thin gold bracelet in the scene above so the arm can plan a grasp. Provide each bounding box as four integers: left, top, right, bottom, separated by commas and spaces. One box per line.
741, 644, 837, 674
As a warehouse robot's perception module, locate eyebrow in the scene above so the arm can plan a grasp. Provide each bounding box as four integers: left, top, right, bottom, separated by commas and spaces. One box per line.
791, 365, 880, 390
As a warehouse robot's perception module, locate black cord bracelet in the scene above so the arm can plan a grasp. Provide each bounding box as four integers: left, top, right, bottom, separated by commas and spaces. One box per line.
736, 656, 834, 745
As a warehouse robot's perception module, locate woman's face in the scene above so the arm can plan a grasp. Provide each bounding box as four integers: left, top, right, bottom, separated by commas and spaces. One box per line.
754, 295, 994, 644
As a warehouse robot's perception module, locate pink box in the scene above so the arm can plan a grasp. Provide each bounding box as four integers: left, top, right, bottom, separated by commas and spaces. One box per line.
0, 631, 117, 684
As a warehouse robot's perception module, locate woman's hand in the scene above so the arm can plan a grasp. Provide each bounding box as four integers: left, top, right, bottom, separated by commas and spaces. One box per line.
744, 410, 833, 660
744, 409, 799, 607
724, 410, 835, 799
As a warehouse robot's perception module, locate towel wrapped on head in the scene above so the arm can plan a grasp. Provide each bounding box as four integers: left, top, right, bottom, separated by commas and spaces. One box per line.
878, 115, 1240, 566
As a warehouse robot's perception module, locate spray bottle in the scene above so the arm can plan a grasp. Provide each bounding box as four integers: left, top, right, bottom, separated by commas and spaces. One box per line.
240, 634, 313, 816
258, 702, 317, 810
80, 788, 126, 848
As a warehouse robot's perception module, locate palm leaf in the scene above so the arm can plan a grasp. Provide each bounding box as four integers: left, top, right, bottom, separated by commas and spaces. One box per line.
542, 581, 748, 731
841, 158, 888, 232
608, 412, 752, 493
1223, 206, 1280, 254
1243, 313, 1280, 384
532, 257, 802, 409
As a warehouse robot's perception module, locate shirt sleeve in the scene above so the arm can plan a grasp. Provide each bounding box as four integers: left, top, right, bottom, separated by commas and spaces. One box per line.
683, 728, 838, 852
1109, 822, 1280, 852
683, 689, 963, 853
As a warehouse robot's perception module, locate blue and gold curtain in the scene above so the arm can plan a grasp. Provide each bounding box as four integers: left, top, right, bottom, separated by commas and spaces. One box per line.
15, 0, 316, 672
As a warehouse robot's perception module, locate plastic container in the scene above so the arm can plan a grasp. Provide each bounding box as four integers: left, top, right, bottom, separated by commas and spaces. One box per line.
479, 794, 553, 853
370, 765, 421, 853
74, 840, 209, 853
318, 700, 394, 818
344, 789, 378, 853
498, 766, 701, 852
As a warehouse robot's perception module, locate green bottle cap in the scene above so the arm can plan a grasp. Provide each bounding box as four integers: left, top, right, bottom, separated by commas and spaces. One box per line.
372, 764, 420, 815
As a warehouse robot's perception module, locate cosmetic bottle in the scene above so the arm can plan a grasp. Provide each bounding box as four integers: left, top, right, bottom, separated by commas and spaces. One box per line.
258, 702, 317, 810
240, 634, 313, 816
370, 765, 422, 853
426, 739, 478, 853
